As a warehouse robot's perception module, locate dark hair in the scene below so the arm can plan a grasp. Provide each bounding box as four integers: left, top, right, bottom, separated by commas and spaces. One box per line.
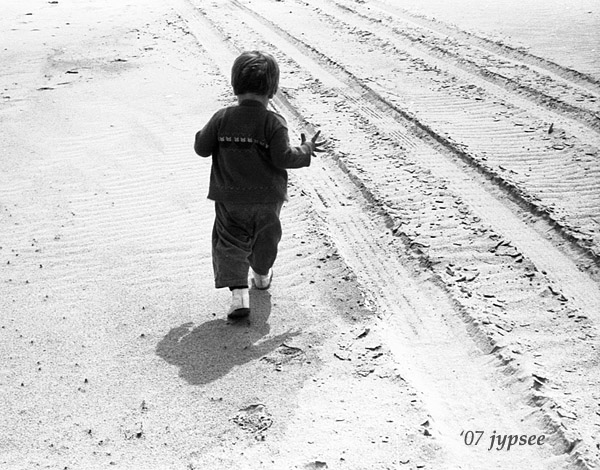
231, 51, 280, 98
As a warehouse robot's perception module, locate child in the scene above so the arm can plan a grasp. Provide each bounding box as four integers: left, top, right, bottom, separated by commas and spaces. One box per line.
194, 50, 326, 319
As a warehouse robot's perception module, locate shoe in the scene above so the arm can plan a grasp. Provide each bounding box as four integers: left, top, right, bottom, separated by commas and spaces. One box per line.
228, 288, 250, 319
252, 268, 273, 290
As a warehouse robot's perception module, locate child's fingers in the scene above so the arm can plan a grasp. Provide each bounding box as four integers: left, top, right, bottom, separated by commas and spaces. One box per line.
303, 130, 326, 156
301, 133, 307, 144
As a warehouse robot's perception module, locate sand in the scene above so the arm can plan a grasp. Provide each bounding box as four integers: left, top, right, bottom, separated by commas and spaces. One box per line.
1, 0, 600, 469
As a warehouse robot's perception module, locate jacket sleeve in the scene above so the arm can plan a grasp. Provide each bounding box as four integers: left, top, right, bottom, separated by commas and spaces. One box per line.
194, 112, 220, 157
268, 114, 312, 169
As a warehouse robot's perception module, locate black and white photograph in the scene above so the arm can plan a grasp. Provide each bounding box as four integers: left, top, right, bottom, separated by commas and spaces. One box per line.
1, 0, 599, 468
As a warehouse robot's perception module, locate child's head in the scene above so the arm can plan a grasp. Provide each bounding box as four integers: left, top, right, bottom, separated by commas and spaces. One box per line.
231, 51, 280, 99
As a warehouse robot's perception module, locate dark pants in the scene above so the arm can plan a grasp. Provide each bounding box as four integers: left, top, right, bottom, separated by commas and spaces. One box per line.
212, 201, 283, 289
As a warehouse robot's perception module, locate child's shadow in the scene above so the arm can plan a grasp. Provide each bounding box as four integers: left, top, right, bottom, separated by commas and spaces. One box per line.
156, 291, 298, 385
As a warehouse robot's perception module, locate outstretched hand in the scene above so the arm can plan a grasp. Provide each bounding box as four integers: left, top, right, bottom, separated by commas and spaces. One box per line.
301, 130, 327, 156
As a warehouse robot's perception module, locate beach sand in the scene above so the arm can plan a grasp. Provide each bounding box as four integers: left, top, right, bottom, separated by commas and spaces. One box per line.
1, 1, 599, 469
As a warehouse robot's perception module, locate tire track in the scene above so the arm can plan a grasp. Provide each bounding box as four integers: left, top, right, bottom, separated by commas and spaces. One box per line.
239, 0, 600, 263
221, 0, 600, 315
372, 0, 600, 94
178, 0, 599, 467
339, 0, 600, 128
273, 101, 575, 469
278, 106, 569, 469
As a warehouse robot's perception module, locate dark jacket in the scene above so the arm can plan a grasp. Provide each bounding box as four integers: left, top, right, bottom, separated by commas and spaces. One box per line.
194, 100, 312, 203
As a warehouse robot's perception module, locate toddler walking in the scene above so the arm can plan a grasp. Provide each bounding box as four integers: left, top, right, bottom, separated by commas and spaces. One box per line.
194, 51, 325, 319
